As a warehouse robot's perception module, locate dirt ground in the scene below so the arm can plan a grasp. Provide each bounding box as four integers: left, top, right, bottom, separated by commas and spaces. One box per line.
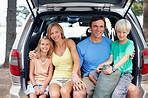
0, 66, 28, 98
0, 67, 11, 98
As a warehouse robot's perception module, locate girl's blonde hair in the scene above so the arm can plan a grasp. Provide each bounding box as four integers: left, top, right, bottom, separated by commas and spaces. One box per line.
35, 36, 53, 59
47, 22, 65, 40
115, 19, 131, 32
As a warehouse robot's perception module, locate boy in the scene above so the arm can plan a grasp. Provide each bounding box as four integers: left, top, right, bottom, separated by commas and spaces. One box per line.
90, 19, 134, 98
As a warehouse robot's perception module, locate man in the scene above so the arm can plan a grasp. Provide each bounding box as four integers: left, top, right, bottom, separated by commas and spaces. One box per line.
73, 15, 139, 98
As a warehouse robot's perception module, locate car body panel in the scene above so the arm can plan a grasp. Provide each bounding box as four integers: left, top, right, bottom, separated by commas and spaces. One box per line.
9, 0, 148, 98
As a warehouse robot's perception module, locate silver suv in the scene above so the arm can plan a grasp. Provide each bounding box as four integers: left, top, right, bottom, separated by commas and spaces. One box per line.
9, 0, 148, 98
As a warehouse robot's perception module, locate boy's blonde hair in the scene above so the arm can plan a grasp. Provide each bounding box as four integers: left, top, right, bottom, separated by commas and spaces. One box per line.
115, 19, 131, 32
35, 36, 53, 59
47, 22, 65, 40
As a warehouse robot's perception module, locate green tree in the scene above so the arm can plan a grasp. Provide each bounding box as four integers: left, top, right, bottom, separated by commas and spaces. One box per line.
131, 1, 143, 16
143, 0, 148, 43
17, 6, 30, 26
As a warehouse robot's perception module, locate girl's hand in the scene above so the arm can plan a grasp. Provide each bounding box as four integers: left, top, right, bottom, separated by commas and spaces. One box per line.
29, 50, 37, 59
34, 86, 40, 95
103, 66, 113, 74
40, 86, 46, 95
72, 73, 86, 91
96, 64, 104, 73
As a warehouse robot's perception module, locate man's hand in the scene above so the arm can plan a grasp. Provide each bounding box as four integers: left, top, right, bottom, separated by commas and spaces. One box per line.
96, 64, 104, 73
131, 50, 135, 59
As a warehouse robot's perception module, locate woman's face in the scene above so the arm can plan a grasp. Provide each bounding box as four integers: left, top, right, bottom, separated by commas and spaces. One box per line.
50, 26, 62, 42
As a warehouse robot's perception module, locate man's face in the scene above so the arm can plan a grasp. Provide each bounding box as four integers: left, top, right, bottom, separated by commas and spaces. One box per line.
90, 20, 105, 39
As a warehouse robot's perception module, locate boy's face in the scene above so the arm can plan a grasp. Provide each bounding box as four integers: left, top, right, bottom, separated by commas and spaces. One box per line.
116, 28, 129, 42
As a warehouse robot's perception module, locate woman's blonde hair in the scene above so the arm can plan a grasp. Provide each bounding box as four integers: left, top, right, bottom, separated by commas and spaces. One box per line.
47, 22, 65, 40
35, 36, 53, 59
115, 19, 131, 32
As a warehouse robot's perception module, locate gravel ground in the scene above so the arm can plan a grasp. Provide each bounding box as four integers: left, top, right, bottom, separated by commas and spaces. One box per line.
0, 67, 11, 98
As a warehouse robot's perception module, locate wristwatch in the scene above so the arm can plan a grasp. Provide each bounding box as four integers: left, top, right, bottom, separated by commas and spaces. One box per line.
112, 66, 116, 72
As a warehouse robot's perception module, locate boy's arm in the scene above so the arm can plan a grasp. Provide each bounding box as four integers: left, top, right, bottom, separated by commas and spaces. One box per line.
104, 54, 130, 74
114, 54, 130, 69
96, 54, 113, 73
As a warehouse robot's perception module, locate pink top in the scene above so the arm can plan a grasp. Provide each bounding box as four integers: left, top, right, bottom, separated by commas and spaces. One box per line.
32, 58, 51, 85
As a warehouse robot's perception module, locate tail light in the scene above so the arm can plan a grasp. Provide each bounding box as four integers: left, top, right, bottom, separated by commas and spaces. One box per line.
9, 50, 20, 76
142, 49, 148, 74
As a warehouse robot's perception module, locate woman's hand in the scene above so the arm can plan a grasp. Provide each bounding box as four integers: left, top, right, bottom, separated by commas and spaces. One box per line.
29, 50, 37, 59
103, 66, 113, 74
72, 73, 86, 91
96, 64, 104, 73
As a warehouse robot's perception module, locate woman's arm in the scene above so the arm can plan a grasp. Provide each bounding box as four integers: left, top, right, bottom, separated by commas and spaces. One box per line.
29, 50, 37, 59
67, 39, 86, 90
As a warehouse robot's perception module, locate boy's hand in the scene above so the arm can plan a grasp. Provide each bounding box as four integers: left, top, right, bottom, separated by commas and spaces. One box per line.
96, 64, 104, 73
103, 66, 113, 74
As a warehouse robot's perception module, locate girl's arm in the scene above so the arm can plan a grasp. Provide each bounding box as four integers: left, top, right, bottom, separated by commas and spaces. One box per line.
40, 59, 53, 94
67, 39, 86, 90
96, 54, 113, 73
104, 54, 130, 74
29, 59, 40, 95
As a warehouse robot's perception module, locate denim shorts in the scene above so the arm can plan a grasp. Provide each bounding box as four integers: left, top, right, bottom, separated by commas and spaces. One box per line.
50, 77, 71, 87
25, 84, 49, 96
112, 72, 133, 98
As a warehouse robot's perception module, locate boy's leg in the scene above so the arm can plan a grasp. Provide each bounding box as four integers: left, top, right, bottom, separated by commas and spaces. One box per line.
112, 73, 133, 98
60, 81, 72, 98
89, 73, 97, 84
126, 83, 140, 98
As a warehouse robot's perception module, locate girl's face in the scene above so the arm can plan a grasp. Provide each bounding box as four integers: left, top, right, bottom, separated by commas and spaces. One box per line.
40, 39, 50, 53
116, 28, 129, 42
50, 26, 62, 42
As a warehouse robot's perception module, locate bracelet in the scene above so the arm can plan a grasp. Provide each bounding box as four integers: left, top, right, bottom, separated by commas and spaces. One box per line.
72, 72, 77, 74
33, 84, 38, 88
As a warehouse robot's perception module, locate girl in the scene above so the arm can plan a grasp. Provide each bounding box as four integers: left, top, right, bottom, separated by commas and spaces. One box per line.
26, 36, 53, 98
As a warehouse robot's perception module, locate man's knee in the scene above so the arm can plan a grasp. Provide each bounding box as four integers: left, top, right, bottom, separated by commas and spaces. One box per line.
73, 90, 86, 98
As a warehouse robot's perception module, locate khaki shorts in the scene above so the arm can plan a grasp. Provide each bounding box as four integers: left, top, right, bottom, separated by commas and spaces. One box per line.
50, 77, 71, 87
